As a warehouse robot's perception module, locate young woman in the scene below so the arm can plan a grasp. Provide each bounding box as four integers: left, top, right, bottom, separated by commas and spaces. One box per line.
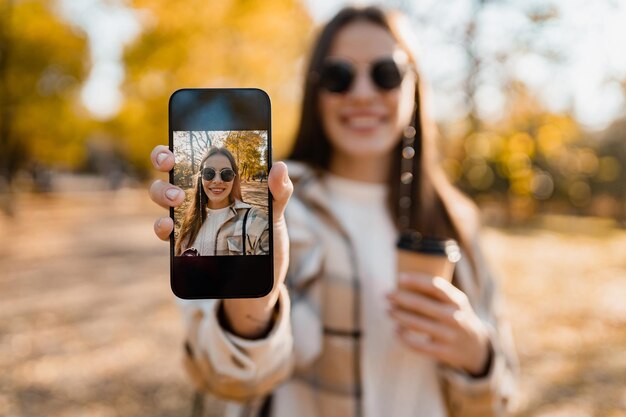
150, 6, 517, 417
175, 146, 269, 256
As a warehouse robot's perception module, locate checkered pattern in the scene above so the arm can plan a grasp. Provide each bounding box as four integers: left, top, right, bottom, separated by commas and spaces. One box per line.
180, 161, 519, 417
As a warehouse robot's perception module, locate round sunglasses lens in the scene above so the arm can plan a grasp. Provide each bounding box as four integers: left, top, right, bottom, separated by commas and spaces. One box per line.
320, 62, 353, 93
371, 60, 403, 90
221, 169, 235, 182
202, 168, 216, 181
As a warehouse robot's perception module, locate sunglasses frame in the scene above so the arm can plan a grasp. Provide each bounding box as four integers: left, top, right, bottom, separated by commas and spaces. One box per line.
316, 56, 412, 94
201, 167, 236, 182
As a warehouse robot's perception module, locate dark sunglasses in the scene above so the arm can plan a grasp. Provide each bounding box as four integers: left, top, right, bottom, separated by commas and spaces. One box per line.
201, 167, 236, 182
318, 58, 408, 94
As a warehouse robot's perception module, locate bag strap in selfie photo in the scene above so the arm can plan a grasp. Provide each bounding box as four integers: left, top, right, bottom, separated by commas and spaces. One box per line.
241, 207, 252, 255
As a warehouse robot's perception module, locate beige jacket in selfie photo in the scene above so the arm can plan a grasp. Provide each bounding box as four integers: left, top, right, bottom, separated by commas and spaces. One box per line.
183, 199, 270, 256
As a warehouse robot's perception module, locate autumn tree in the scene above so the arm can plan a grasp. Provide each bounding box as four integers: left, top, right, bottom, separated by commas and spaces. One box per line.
223, 130, 265, 181
443, 80, 625, 223
115, 0, 312, 177
0, 0, 88, 192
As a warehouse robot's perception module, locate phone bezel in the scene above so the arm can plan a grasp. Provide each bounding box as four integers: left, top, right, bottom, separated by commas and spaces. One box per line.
168, 88, 274, 299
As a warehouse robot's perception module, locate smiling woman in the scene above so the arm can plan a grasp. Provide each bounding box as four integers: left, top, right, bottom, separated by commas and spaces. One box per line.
150, 6, 519, 417
175, 147, 269, 256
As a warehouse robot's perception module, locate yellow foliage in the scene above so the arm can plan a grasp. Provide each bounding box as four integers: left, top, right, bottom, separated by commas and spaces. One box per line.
537, 124, 563, 158
508, 132, 535, 157
577, 148, 599, 176
596, 156, 621, 182
115, 0, 313, 173
1, 0, 89, 171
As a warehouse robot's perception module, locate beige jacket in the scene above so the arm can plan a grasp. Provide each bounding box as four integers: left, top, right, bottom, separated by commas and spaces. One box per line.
184, 199, 270, 256
180, 161, 518, 417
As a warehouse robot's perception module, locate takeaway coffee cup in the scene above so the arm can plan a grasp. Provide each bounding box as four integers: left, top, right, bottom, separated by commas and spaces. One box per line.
396, 231, 461, 282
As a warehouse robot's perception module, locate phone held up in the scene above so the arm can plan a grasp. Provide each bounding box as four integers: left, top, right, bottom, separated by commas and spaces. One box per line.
169, 89, 274, 299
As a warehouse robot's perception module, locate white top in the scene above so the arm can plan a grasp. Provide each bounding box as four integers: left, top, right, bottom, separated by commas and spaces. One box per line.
321, 172, 447, 417
192, 206, 231, 256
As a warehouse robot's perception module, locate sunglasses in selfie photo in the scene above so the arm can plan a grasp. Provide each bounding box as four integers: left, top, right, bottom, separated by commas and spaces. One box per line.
201, 167, 236, 182
317, 57, 411, 94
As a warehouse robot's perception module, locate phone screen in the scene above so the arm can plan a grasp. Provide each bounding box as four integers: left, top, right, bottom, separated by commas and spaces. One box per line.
169, 89, 273, 299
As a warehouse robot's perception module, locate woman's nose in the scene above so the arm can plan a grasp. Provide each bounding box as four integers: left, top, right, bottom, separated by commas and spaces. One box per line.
349, 70, 377, 101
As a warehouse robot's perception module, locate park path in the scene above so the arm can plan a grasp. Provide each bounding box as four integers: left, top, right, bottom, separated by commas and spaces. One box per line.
1, 189, 626, 416
241, 180, 268, 215
0, 190, 193, 417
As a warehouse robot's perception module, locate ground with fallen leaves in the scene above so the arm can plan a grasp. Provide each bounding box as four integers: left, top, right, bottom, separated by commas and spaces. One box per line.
1, 190, 625, 417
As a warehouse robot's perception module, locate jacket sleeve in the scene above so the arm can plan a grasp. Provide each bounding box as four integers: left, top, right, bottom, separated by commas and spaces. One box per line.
248, 208, 270, 255
438, 235, 519, 417
179, 283, 294, 402
178, 194, 324, 403
254, 228, 270, 255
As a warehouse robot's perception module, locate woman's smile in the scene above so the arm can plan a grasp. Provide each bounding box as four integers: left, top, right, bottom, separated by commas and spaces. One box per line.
339, 108, 389, 134
208, 187, 226, 196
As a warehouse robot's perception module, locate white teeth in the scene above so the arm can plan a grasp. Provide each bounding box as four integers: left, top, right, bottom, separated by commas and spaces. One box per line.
346, 116, 380, 128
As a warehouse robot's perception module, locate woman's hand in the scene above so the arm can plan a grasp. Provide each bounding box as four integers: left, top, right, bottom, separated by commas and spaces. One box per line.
386, 273, 491, 376
149, 145, 294, 338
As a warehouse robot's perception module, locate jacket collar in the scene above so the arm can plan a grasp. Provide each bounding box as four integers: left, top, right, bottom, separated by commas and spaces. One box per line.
285, 160, 353, 242
226, 199, 251, 217
232, 199, 252, 210
285, 161, 331, 212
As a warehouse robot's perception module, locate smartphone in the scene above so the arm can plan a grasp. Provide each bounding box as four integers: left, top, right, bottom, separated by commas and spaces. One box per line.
168, 88, 273, 299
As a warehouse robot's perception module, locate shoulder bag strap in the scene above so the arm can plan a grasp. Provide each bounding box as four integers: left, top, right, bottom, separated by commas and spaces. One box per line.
242, 207, 251, 256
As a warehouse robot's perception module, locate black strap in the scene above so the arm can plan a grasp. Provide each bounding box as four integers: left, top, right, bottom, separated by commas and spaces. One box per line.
242, 208, 251, 255
259, 394, 273, 417
189, 391, 204, 417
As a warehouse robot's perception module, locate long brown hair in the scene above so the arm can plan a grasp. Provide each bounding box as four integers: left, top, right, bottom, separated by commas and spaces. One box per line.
289, 6, 480, 281
175, 147, 244, 255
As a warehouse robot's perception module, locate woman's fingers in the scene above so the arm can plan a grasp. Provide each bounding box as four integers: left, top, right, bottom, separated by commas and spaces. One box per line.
150, 145, 175, 172
386, 289, 456, 324
398, 273, 468, 307
149, 179, 185, 209
154, 216, 174, 241
150, 145, 177, 240
396, 327, 450, 363
388, 307, 455, 342
268, 161, 293, 221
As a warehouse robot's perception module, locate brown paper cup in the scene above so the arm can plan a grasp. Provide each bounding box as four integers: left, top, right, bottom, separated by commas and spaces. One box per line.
396, 232, 461, 282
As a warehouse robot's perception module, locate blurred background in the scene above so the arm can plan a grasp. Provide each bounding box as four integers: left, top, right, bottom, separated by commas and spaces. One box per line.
1, 0, 625, 416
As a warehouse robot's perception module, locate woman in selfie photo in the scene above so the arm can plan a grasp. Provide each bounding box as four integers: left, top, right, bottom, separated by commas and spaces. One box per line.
175, 146, 270, 256
151, 6, 518, 417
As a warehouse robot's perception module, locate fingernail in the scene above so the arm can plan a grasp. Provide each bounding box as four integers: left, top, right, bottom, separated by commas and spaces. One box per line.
165, 188, 181, 201
156, 218, 162, 229
156, 153, 168, 166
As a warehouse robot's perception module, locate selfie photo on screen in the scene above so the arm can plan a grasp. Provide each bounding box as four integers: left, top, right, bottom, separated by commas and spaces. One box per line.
172, 130, 270, 257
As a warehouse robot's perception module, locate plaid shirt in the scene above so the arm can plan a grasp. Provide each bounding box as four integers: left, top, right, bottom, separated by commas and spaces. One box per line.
180, 161, 518, 417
